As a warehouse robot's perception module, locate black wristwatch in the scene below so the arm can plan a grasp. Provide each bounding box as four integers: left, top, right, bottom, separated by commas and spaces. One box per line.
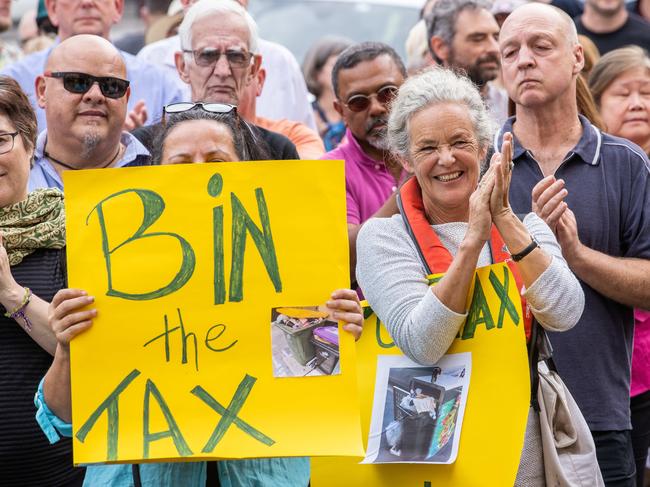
510, 236, 539, 262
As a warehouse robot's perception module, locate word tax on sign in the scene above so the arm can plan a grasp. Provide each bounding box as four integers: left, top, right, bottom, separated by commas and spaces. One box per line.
312, 262, 531, 486
63, 160, 363, 464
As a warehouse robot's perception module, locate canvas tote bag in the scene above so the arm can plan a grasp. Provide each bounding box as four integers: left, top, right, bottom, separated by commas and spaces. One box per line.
530, 322, 604, 487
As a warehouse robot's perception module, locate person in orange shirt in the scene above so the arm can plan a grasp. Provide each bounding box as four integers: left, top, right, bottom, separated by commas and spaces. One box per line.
240, 67, 325, 160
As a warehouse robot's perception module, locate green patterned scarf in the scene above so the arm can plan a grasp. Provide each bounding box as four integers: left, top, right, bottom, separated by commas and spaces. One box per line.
0, 188, 66, 265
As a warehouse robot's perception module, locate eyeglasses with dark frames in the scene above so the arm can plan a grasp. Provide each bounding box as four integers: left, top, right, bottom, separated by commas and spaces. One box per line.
343, 85, 399, 112
182, 47, 254, 69
0, 132, 19, 155
43, 71, 130, 99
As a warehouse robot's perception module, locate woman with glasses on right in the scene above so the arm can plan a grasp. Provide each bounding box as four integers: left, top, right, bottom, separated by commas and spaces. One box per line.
589, 46, 650, 487
356, 68, 585, 485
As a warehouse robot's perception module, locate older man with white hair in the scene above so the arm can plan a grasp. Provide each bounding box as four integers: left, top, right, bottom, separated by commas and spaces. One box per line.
499, 3, 650, 484
132, 0, 299, 160
138, 0, 316, 130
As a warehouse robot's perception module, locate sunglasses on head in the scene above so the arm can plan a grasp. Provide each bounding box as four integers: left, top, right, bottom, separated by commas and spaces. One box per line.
164, 102, 237, 115
343, 85, 399, 112
162, 102, 238, 124
43, 71, 130, 99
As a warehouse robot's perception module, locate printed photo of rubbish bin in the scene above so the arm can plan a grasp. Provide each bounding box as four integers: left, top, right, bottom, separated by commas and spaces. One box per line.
272, 308, 329, 366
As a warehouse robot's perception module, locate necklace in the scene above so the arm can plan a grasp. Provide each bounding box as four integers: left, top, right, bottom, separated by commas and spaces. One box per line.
44, 145, 122, 170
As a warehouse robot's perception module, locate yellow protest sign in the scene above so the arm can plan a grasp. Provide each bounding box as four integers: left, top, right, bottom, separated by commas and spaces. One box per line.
63, 160, 363, 464
312, 262, 530, 486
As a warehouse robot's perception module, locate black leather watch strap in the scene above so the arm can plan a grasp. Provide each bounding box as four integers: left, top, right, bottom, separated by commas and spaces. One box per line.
511, 237, 539, 262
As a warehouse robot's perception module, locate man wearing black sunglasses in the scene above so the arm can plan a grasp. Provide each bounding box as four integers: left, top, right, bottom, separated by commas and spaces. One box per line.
29, 35, 151, 191
1, 0, 184, 132
321, 42, 407, 283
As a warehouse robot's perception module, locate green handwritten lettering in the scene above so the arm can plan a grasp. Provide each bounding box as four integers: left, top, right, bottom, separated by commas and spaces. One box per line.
375, 316, 395, 349
143, 379, 193, 458
87, 189, 196, 300
208, 174, 226, 305
229, 189, 281, 302
75, 369, 141, 461
205, 324, 238, 352
191, 375, 275, 452
462, 274, 495, 339
488, 267, 520, 328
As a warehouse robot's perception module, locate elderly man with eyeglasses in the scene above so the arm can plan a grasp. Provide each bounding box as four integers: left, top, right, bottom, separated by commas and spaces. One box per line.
29, 35, 151, 191
320, 42, 408, 285
132, 0, 299, 162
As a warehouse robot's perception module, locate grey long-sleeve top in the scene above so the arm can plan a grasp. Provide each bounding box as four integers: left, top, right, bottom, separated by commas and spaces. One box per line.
356, 213, 585, 365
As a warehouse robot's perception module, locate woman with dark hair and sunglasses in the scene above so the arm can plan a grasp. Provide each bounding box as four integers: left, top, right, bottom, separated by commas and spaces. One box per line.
0, 76, 84, 486
34, 104, 364, 487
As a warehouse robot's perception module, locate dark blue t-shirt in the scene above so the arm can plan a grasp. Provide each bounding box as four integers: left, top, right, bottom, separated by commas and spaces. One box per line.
497, 116, 650, 431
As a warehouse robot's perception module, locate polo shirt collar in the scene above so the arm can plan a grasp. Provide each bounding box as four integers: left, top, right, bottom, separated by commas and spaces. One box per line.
494, 114, 602, 166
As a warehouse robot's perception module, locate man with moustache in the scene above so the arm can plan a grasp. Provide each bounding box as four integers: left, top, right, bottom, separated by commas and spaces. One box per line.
321, 42, 407, 282
428, 0, 508, 124
2, 0, 183, 131
30, 35, 150, 190
498, 3, 650, 483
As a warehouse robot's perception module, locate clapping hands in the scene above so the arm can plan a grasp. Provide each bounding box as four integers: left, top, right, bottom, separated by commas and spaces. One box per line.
467, 132, 515, 243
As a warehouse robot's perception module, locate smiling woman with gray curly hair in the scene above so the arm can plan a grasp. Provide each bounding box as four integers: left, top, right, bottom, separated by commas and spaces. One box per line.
356, 67, 585, 485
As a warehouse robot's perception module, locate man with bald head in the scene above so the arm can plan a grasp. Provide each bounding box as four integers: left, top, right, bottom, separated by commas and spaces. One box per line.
2, 0, 183, 131
497, 4, 650, 483
29, 35, 150, 190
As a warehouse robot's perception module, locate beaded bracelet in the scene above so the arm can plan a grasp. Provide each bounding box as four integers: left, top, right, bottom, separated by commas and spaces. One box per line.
4, 287, 33, 332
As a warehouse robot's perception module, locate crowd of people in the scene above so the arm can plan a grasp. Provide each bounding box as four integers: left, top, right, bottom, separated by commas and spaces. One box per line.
0, 0, 647, 485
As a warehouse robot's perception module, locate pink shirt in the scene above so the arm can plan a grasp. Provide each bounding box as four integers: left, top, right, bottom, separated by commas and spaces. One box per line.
632, 309, 650, 397
321, 129, 404, 224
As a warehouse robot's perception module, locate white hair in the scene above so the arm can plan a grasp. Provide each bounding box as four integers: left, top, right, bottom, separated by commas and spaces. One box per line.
178, 0, 259, 53
388, 67, 495, 159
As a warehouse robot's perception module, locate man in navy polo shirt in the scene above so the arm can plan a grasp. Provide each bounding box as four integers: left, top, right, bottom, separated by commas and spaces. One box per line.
498, 3, 650, 484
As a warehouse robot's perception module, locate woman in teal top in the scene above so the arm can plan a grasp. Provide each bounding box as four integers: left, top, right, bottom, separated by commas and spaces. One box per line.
35, 105, 364, 487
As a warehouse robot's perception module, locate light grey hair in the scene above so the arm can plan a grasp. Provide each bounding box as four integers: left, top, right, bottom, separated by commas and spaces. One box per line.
179, 0, 259, 53
427, 0, 493, 61
388, 67, 495, 159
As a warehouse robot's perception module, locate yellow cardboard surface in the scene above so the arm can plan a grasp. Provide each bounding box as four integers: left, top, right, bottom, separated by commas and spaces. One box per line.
63, 160, 363, 464
312, 263, 530, 486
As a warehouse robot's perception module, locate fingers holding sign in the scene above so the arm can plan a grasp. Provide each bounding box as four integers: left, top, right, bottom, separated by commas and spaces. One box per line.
326, 288, 363, 341
48, 288, 96, 353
